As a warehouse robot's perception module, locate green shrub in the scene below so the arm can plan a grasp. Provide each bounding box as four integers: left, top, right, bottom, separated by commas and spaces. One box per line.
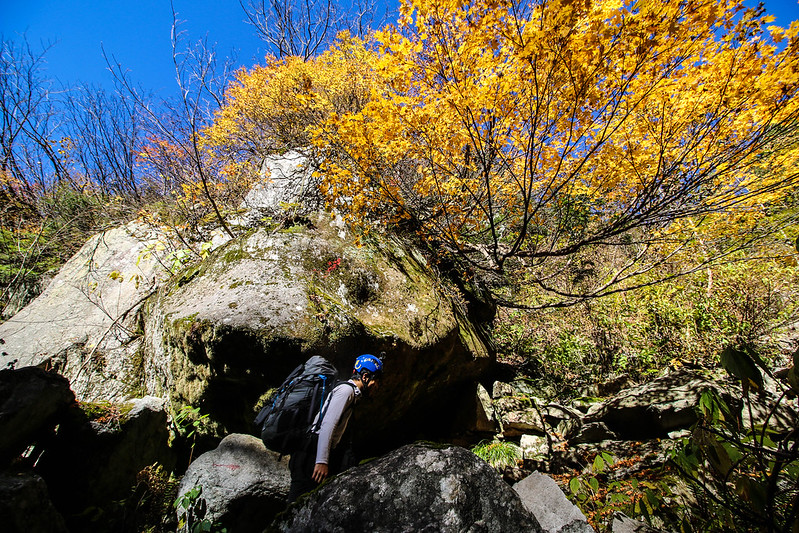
471, 439, 523, 470
669, 347, 799, 532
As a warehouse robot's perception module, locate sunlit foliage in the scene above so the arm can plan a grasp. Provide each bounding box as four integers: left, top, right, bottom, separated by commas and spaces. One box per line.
313, 0, 799, 307
203, 33, 382, 159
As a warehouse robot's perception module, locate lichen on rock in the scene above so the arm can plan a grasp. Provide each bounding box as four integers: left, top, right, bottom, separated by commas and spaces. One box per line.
144, 212, 492, 441
270, 443, 542, 533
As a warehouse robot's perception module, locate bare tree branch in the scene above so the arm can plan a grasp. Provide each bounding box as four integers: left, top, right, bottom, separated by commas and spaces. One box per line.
240, 0, 379, 59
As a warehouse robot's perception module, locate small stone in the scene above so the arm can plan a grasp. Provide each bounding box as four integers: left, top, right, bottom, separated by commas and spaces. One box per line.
520, 434, 549, 459
513, 471, 595, 533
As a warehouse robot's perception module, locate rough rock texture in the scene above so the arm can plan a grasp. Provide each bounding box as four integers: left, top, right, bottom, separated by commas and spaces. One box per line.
495, 395, 547, 437
177, 433, 290, 532
568, 422, 619, 445
144, 212, 491, 443
741, 383, 797, 434
499, 406, 547, 437
1, 274, 52, 321
238, 151, 321, 225
0, 471, 68, 533
513, 471, 595, 533
271, 443, 542, 533
0, 222, 171, 400
36, 395, 173, 520
0, 367, 74, 466
581, 369, 796, 442
584, 370, 721, 439
474, 383, 499, 433
520, 435, 549, 459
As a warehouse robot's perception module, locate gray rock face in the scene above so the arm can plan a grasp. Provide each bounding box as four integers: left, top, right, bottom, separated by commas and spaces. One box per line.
569, 422, 619, 445
741, 383, 797, 434
498, 406, 547, 437
520, 435, 549, 459
238, 151, 322, 225
513, 471, 595, 533
0, 222, 171, 401
0, 471, 68, 533
583, 369, 796, 442
584, 370, 719, 439
1, 274, 52, 321
177, 433, 290, 532
494, 396, 547, 438
0, 367, 74, 466
474, 383, 500, 433
144, 212, 491, 440
271, 443, 542, 533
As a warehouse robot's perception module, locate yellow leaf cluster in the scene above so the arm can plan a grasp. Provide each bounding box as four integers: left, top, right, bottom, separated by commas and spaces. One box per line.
203, 33, 382, 158
310, 0, 799, 251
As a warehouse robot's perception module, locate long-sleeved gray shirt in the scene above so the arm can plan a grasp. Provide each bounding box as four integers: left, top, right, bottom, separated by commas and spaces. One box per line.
313, 380, 360, 465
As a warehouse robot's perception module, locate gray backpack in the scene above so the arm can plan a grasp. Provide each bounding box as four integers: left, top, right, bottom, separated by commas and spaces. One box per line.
254, 356, 343, 454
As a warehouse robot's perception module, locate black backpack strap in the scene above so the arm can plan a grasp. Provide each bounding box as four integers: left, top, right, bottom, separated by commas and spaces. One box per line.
313, 381, 357, 432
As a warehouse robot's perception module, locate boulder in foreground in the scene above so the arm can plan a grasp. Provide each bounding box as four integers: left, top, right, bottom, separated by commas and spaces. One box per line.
271, 443, 542, 533
177, 433, 290, 532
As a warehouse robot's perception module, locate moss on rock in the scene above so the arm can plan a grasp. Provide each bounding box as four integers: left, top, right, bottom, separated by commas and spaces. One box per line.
143, 212, 493, 442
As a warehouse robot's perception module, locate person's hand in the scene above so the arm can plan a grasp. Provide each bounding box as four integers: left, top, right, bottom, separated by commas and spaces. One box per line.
312, 463, 329, 483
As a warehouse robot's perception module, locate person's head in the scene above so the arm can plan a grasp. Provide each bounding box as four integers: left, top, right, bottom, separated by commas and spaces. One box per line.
352, 353, 383, 397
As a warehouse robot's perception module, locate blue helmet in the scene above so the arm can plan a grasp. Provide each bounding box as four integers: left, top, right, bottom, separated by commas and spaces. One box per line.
354, 354, 383, 378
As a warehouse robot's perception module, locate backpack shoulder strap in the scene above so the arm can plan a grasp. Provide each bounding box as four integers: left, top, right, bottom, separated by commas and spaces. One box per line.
313, 381, 358, 431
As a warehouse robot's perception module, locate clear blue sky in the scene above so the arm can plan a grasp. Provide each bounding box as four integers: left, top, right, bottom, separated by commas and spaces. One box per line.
0, 0, 797, 99
0, 0, 400, 97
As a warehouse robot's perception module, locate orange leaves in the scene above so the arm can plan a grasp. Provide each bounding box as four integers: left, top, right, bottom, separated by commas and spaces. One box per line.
138, 135, 186, 165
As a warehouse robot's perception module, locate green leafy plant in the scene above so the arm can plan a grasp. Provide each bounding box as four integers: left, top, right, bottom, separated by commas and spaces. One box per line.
174, 405, 209, 439
493, 253, 798, 399
565, 452, 668, 530
174, 485, 227, 533
122, 463, 179, 533
174, 405, 210, 464
670, 346, 799, 532
167, 249, 194, 273
471, 439, 522, 470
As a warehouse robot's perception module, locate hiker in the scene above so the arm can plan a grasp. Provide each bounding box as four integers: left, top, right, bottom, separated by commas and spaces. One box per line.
287, 353, 384, 502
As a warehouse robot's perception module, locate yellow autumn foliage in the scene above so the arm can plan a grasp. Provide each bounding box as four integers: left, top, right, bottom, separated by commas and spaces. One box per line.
314, 0, 799, 265
203, 33, 382, 158
202, 0, 799, 306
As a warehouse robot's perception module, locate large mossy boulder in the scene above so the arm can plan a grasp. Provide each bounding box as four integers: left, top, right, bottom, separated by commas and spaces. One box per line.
0, 155, 493, 448
144, 213, 492, 446
271, 443, 542, 532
